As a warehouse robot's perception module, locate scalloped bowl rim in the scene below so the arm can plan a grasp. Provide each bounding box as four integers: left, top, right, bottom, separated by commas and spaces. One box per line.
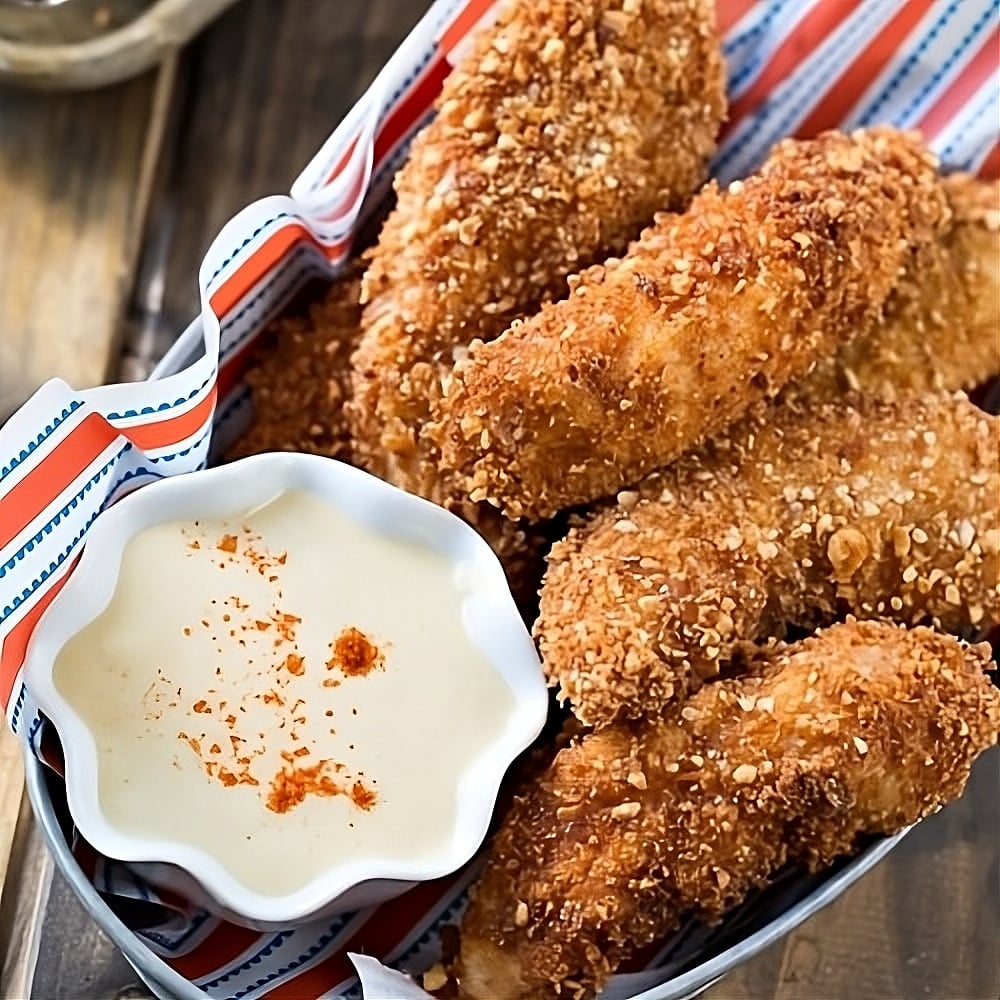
23, 451, 549, 925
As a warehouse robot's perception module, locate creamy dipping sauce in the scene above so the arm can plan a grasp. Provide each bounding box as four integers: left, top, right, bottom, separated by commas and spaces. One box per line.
54, 489, 515, 897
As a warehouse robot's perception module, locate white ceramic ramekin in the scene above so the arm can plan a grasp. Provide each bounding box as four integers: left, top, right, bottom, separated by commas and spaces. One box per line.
24, 452, 548, 929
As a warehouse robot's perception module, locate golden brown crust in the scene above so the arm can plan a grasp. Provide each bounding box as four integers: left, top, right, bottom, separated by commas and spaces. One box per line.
349, 0, 725, 495
227, 264, 364, 463
437, 128, 952, 521
224, 266, 546, 606
798, 174, 1000, 401
457, 621, 1000, 1000
536, 393, 1000, 727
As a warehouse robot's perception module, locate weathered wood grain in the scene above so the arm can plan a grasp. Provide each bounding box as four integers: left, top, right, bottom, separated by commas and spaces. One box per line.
0, 62, 169, 418
0, 730, 23, 899
22, 868, 146, 1000
150, 0, 425, 344
704, 749, 1000, 1000
0, 787, 52, 1000
0, 60, 178, 986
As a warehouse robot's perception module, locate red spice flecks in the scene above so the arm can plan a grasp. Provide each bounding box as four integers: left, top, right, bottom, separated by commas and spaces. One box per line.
173, 527, 384, 815
272, 611, 302, 644
266, 761, 344, 814
182, 627, 192, 637
350, 780, 378, 811
327, 627, 383, 677
217, 534, 239, 554
283, 653, 305, 676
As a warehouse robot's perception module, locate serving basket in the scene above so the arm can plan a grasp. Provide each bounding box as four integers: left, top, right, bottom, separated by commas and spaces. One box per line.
23, 747, 906, 1000
2, 0, 997, 997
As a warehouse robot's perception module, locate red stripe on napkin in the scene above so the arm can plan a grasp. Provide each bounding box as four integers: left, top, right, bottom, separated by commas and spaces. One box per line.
722, 0, 864, 139
916, 27, 999, 141
210, 224, 316, 319
1, 555, 79, 709
120, 388, 217, 452
440, 0, 495, 56
716, 0, 758, 36
256, 944, 362, 1000
263, 875, 462, 999
0, 390, 215, 556
373, 54, 451, 167
168, 921, 266, 980
209, 223, 353, 322
0, 413, 118, 551
323, 134, 361, 188
980, 138, 1000, 179
794, 0, 936, 138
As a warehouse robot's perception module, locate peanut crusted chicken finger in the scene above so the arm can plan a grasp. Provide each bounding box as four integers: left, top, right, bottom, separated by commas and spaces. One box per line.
457, 620, 1000, 1000
350, 0, 725, 497
228, 263, 364, 463
225, 267, 545, 605
798, 173, 1000, 401
436, 128, 952, 521
537, 393, 999, 727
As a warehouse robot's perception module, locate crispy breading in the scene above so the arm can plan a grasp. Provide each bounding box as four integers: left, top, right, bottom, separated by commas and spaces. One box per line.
537, 393, 1000, 727
456, 621, 1000, 1000
226, 265, 546, 606
228, 264, 364, 463
436, 129, 952, 521
349, 0, 725, 496
797, 174, 1000, 401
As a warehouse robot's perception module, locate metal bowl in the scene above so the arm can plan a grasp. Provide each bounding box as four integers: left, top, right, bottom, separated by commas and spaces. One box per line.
25, 743, 907, 1000
0, 0, 157, 46
0, 0, 238, 89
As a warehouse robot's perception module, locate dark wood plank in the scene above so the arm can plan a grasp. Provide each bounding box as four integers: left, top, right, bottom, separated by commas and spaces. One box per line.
1, 788, 53, 1000
142, 0, 428, 356
0, 64, 173, 416
705, 748, 1000, 1000
0, 730, 22, 899
28, 869, 151, 1000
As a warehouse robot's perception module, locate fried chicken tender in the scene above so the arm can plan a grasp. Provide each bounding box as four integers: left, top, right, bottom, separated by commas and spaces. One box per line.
436, 129, 952, 521
227, 263, 364, 463
225, 265, 546, 605
798, 174, 1000, 402
457, 620, 1000, 1000
537, 393, 999, 727
350, 0, 725, 496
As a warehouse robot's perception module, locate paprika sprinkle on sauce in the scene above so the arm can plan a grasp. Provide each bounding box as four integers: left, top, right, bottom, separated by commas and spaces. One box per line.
53, 488, 517, 898
327, 626, 384, 676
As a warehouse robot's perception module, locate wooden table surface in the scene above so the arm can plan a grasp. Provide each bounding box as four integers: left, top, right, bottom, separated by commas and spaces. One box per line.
0, 2, 997, 998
